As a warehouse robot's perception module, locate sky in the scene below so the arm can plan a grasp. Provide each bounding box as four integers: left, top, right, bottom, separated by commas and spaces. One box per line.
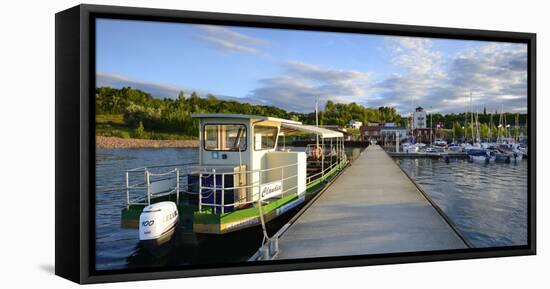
96, 18, 528, 115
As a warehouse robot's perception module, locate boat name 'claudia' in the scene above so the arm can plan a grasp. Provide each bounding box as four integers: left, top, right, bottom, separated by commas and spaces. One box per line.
260, 181, 283, 199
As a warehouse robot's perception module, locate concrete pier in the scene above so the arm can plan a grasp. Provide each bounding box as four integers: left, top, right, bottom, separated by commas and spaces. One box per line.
272, 145, 467, 260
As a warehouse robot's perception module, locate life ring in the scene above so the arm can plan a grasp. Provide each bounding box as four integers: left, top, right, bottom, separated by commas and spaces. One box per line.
307, 145, 324, 160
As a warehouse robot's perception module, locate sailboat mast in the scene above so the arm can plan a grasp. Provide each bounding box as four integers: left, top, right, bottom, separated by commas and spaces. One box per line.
315, 97, 319, 147
515, 113, 519, 143
470, 91, 474, 143
475, 107, 480, 144
506, 114, 509, 139
487, 113, 493, 142
498, 104, 503, 143
464, 100, 468, 142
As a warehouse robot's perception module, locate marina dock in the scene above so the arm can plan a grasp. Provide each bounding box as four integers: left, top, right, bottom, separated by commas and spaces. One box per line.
252, 145, 468, 261
388, 151, 469, 158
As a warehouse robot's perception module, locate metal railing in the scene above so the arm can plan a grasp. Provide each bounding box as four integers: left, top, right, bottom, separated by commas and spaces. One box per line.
124, 161, 301, 213
124, 148, 347, 213
125, 163, 196, 207
197, 162, 300, 214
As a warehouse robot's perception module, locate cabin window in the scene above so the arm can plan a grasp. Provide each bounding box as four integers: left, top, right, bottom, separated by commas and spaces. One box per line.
254, 125, 278, 150
203, 124, 247, 151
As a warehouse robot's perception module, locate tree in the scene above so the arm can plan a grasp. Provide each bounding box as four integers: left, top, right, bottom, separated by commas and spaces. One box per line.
133, 121, 145, 138
480, 123, 489, 140
452, 122, 464, 140
177, 90, 185, 101
95, 86, 528, 141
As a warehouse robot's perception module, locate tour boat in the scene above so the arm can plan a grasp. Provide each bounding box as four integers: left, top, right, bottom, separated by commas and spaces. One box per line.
120, 114, 348, 241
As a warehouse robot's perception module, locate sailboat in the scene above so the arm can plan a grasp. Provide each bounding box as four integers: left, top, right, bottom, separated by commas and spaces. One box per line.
493, 105, 519, 163
469, 105, 495, 163
464, 93, 494, 163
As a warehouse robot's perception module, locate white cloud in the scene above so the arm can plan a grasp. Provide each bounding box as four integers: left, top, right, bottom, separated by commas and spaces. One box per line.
197, 25, 267, 54
374, 37, 527, 115
97, 72, 181, 98
248, 61, 374, 112
96, 71, 264, 105
199, 36, 258, 53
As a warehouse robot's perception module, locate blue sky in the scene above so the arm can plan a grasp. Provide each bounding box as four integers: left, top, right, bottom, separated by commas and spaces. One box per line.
96, 18, 528, 115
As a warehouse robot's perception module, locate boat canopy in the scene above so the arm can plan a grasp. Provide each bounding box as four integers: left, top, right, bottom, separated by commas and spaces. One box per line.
280, 123, 344, 138
191, 113, 343, 138
191, 113, 302, 125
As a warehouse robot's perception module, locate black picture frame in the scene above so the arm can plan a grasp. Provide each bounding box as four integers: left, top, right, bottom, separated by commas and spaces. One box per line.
55, 4, 536, 284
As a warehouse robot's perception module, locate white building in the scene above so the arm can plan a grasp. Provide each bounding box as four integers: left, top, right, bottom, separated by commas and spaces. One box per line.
380, 125, 408, 141
348, 119, 363, 129
413, 107, 427, 129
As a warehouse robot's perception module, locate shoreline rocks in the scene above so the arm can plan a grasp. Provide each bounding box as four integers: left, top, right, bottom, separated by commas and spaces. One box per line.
96, 136, 199, 149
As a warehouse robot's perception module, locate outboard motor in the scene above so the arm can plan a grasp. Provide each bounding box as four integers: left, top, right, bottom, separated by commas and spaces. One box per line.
139, 201, 179, 242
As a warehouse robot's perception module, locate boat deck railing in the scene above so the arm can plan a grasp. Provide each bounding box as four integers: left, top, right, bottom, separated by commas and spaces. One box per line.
125, 163, 197, 207
197, 162, 299, 213
124, 151, 347, 213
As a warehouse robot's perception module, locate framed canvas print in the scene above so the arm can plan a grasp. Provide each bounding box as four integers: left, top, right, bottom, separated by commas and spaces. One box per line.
55, 4, 536, 284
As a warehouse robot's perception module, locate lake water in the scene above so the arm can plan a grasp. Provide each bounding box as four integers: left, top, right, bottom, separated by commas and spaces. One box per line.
96, 147, 528, 271
96, 148, 199, 271
397, 157, 528, 248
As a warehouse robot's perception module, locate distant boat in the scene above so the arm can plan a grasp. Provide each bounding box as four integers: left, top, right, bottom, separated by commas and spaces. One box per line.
467, 149, 494, 163
463, 142, 481, 152
426, 146, 445, 153
403, 143, 417, 153
403, 143, 425, 153
498, 143, 523, 161
433, 138, 447, 148
425, 147, 438, 153
447, 143, 461, 152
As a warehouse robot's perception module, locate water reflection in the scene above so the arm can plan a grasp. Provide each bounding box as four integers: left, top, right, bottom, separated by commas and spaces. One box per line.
397, 157, 528, 247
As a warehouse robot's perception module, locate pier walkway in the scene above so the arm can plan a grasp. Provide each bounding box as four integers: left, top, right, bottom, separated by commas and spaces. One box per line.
272, 145, 467, 260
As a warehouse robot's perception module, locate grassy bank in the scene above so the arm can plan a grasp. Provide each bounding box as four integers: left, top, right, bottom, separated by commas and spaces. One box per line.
96, 114, 198, 148
96, 114, 195, 140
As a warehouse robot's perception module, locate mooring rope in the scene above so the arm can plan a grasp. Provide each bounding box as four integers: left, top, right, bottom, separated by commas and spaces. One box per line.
257, 196, 270, 246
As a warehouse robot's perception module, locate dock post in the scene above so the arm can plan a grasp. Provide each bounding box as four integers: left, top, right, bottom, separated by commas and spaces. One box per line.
260, 245, 269, 260
396, 131, 400, 153
269, 238, 279, 258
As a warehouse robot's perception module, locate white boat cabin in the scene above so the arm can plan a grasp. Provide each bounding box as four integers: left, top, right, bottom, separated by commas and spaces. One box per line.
191, 114, 345, 211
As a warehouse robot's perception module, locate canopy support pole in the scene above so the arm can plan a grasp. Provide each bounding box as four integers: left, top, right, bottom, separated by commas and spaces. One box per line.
321, 137, 325, 177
